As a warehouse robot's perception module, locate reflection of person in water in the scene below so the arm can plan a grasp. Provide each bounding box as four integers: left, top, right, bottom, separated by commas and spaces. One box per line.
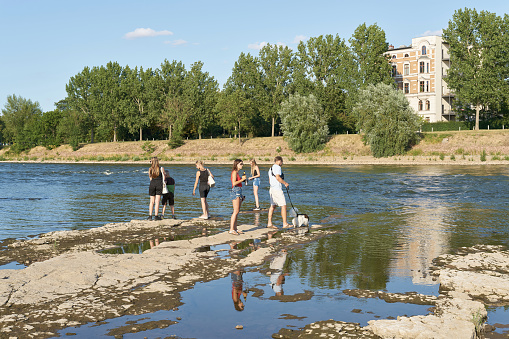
231, 269, 247, 311
270, 249, 288, 296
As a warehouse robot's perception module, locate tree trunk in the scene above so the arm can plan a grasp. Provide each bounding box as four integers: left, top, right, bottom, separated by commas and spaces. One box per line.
90, 128, 95, 143
271, 116, 275, 137
238, 120, 241, 144
475, 105, 480, 131
169, 125, 172, 140
113, 125, 117, 142
139, 128, 143, 141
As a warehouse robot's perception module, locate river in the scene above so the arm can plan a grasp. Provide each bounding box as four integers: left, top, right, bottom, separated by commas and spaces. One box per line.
1, 162, 508, 337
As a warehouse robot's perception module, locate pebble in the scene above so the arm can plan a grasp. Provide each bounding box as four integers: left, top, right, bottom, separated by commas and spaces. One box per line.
235, 325, 243, 330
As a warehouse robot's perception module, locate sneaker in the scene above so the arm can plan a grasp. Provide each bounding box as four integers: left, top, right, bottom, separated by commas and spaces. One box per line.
172, 215, 176, 219
154, 215, 162, 221
147, 215, 153, 221
253, 207, 261, 211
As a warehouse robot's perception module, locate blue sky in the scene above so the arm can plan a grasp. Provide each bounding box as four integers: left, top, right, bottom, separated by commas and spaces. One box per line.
0, 0, 507, 112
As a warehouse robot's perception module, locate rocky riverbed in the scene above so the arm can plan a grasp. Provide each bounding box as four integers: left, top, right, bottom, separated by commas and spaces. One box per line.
0, 218, 508, 338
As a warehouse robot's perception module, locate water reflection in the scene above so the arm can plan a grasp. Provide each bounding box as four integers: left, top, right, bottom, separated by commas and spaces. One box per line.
269, 249, 288, 296
230, 269, 248, 311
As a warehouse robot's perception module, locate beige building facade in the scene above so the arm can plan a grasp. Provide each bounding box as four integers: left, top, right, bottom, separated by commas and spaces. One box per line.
387, 35, 454, 122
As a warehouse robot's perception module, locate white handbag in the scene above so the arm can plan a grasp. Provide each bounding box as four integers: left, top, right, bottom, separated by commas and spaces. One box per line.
207, 170, 215, 187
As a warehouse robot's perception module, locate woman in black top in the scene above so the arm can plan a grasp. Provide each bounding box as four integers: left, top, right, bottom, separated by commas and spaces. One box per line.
192, 160, 214, 219
148, 157, 165, 220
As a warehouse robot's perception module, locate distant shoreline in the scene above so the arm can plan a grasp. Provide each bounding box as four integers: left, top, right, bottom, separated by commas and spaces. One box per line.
1, 130, 508, 166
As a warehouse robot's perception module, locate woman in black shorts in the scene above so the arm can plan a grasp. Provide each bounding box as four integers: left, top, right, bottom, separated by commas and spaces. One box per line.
148, 157, 165, 220
192, 160, 214, 219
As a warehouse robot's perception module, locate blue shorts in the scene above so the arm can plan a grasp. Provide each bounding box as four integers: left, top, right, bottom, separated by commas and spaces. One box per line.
252, 177, 261, 187
230, 186, 243, 201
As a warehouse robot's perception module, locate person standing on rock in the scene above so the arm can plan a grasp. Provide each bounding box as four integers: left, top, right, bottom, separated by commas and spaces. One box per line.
249, 158, 261, 211
161, 169, 176, 219
267, 156, 291, 229
229, 159, 247, 235
148, 157, 165, 221
192, 160, 213, 219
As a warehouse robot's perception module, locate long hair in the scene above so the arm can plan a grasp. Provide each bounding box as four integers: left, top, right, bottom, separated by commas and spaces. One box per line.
250, 158, 257, 176
232, 159, 243, 172
149, 157, 160, 178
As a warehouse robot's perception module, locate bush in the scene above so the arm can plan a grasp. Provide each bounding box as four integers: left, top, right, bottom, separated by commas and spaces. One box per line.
353, 83, 421, 158
278, 94, 329, 153
142, 141, 156, 154
168, 137, 184, 149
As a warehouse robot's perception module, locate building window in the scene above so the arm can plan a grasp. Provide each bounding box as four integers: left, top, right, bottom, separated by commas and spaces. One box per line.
425, 100, 430, 110
392, 55, 396, 59
404, 53, 409, 58
418, 100, 423, 111
404, 64, 410, 76
404, 82, 409, 93
392, 65, 397, 77
420, 81, 429, 92
398, 82, 403, 91
422, 46, 427, 55
419, 61, 425, 73
427, 63, 429, 73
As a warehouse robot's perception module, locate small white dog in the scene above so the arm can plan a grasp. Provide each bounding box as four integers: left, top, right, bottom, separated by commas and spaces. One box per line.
290, 208, 309, 228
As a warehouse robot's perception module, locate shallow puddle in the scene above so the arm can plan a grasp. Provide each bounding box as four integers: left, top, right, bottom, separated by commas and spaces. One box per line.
0, 261, 26, 270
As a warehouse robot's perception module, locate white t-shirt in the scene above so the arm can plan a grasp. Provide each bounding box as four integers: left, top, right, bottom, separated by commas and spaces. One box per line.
269, 164, 283, 190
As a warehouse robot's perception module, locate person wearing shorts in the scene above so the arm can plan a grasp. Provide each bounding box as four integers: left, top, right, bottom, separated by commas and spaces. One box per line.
229, 159, 247, 235
267, 156, 291, 229
192, 160, 213, 219
162, 170, 175, 219
148, 157, 164, 221
248, 158, 261, 210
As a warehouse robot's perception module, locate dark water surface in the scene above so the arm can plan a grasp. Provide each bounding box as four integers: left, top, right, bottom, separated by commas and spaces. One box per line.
1, 163, 508, 337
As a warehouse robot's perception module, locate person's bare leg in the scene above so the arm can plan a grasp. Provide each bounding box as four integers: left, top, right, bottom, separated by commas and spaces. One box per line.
200, 198, 208, 217
281, 205, 289, 227
149, 196, 155, 216
268, 204, 277, 228
253, 185, 260, 208
154, 195, 161, 216
230, 198, 240, 233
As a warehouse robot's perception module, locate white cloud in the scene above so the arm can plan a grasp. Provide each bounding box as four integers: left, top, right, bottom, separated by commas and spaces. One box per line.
164, 39, 188, 46
248, 41, 268, 50
419, 30, 443, 37
293, 35, 307, 43
124, 28, 173, 39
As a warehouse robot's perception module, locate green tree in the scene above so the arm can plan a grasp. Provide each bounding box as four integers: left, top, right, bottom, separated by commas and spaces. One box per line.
66, 67, 99, 143
1, 94, 43, 152
349, 23, 393, 88
296, 34, 357, 133
216, 90, 253, 144
95, 62, 126, 142
278, 94, 329, 153
40, 108, 64, 147
158, 60, 188, 140
224, 52, 264, 136
122, 66, 158, 141
353, 83, 420, 157
443, 8, 509, 130
184, 61, 219, 139
258, 44, 295, 137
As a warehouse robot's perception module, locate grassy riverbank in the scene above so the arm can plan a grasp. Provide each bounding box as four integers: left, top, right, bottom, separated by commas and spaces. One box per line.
1, 130, 509, 165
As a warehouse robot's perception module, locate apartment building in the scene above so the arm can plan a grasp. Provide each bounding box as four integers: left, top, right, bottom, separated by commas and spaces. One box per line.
387, 35, 454, 122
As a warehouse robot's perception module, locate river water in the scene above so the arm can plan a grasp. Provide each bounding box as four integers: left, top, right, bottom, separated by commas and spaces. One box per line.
1, 162, 508, 337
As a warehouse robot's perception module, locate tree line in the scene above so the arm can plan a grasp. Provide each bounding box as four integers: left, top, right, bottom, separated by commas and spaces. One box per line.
0, 23, 392, 152
2, 9, 509, 156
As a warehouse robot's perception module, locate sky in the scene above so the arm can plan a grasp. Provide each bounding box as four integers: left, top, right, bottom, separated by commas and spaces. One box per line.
0, 0, 507, 113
